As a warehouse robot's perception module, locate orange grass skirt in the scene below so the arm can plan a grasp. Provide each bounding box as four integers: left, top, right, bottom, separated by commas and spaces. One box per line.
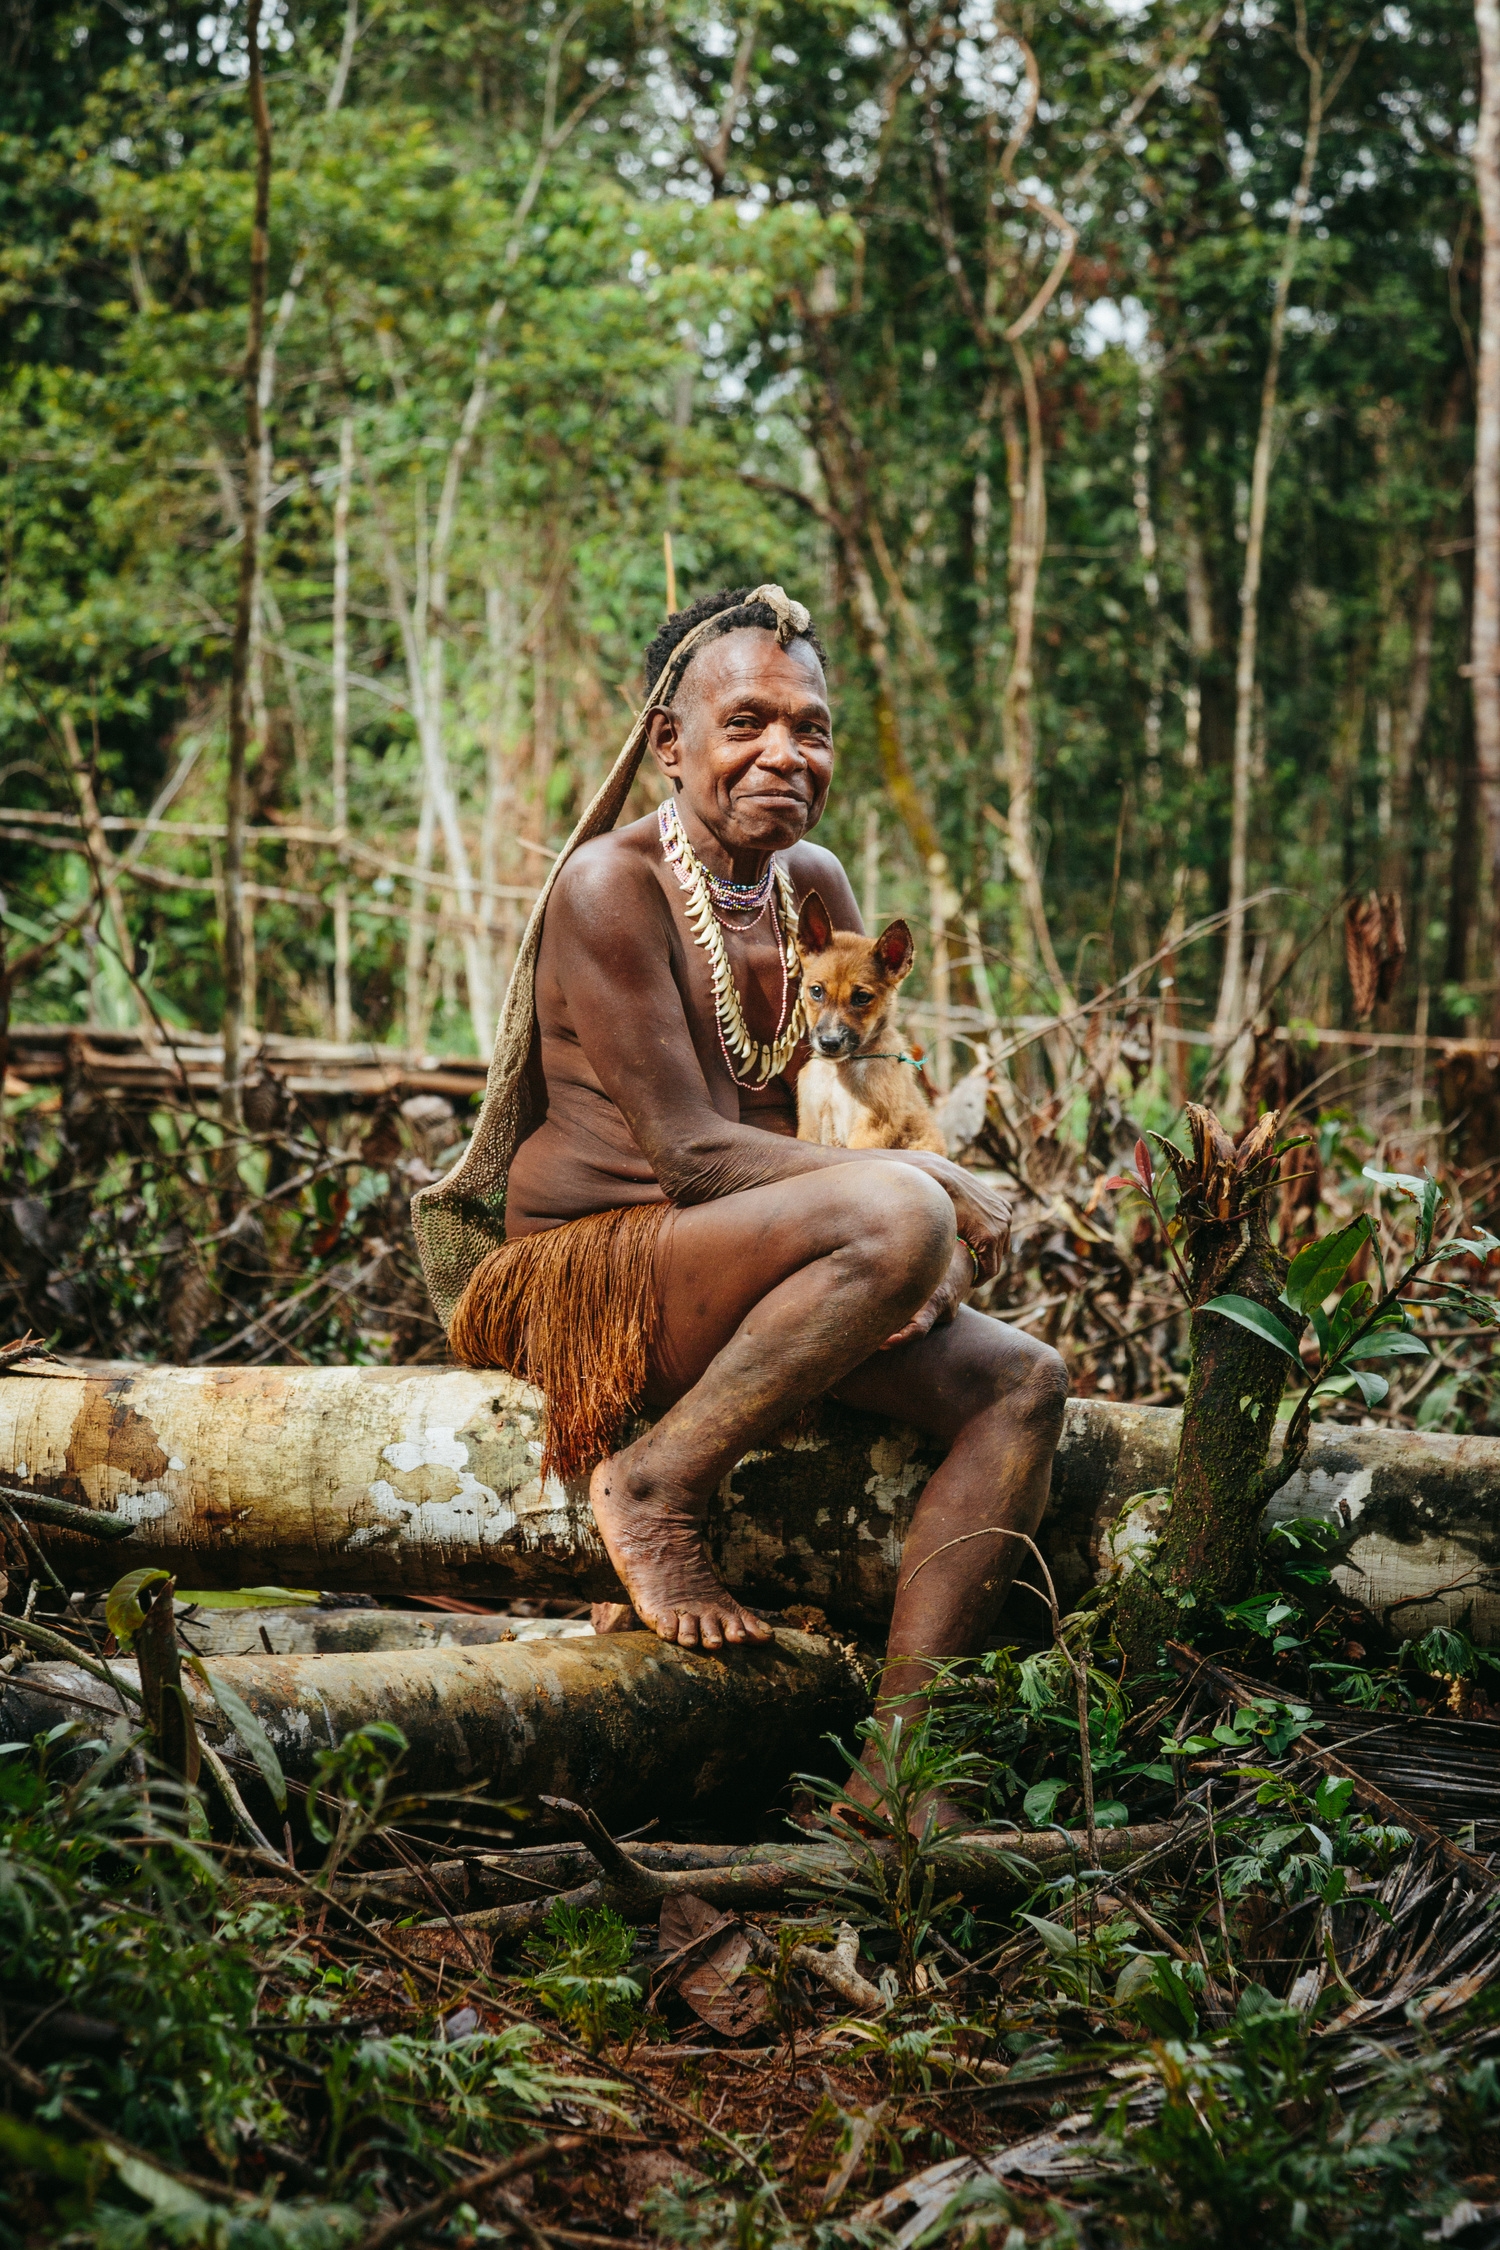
447, 1202, 669, 1484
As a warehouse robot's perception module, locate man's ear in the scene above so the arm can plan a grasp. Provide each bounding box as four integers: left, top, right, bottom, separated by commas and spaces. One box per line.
645, 706, 682, 782
797, 889, 835, 955
873, 919, 915, 981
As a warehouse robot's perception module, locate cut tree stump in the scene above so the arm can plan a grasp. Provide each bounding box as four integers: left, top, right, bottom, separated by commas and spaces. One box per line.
3, 1362, 1499, 1638
0, 1626, 864, 1828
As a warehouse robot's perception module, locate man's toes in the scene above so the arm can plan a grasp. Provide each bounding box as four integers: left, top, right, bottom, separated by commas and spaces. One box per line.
698, 1612, 725, 1650
673, 1611, 700, 1648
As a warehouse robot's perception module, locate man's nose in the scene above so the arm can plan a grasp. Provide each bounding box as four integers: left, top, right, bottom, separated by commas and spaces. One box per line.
756, 722, 806, 773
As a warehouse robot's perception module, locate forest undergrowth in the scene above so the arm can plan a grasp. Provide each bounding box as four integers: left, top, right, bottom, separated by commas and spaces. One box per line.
5, 1004, 1500, 2249
7, 1547, 1500, 2250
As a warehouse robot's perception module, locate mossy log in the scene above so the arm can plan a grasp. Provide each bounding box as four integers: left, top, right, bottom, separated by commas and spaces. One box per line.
3, 1359, 1499, 1638
0, 1627, 864, 1830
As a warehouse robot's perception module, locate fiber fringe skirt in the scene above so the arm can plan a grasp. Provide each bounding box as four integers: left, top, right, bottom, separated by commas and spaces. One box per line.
447, 1202, 669, 1485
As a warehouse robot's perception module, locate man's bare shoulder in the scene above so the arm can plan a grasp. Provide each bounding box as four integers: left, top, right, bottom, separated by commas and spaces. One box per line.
549, 817, 664, 924
784, 838, 860, 922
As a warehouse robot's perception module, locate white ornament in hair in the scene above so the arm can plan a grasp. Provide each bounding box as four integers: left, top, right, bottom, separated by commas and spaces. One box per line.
745, 582, 812, 647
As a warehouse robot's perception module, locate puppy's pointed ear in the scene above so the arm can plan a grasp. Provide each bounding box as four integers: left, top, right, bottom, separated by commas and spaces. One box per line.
873, 919, 915, 981
797, 889, 834, 955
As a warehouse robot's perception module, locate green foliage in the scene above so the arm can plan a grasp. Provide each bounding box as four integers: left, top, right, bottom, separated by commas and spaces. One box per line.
1218, 1769, 1410, 1908
0, 1726, 265, 2167
305, 1721, 409, 1871
519, 1899, 643, 2053
1201, 1173, 1487, 1427
1102, 1987, 1494, 2248
1019, 1905, 1159, 2016
1168, 1695, 1317, 1764
5, 2120, 365, 2250
796, 1715, 990, 1996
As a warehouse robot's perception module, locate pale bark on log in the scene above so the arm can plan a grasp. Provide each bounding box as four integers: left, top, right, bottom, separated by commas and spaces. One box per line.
3, 1365, 1499, 1638
0, 1627, 863, 1829
170, 1607, 592, 1659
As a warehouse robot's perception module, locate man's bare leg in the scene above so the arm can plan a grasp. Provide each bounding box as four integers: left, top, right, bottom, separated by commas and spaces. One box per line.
588, 1165, 1064, 1691
588, 1162, 956, 1647
830, 1308, 1067, 1816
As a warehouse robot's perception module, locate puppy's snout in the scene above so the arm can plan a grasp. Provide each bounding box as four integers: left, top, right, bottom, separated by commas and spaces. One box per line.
812, 1022, 859, 1058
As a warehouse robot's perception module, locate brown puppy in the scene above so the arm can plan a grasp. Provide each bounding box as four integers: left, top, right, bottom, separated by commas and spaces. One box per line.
794, 890, 947, 1153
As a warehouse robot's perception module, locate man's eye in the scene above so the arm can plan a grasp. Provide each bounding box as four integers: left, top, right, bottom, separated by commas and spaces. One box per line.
807, 983, 824, 1002
850, 990, 873, 1007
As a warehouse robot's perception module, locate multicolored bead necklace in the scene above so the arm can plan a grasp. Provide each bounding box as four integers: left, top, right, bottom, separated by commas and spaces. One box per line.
658, 799, 807, 1087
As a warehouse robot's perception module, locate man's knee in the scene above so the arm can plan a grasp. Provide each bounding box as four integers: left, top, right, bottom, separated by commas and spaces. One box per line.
1013, 1340, 1069, 1436
841, 1163, 954, 1297
955, 1328, 1068, 1436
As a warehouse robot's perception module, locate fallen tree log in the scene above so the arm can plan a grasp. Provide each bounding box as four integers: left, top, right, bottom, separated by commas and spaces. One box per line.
171, 1606, 593, 1659
3, 1361, 1499, 1637
0, 1626, 864, 1829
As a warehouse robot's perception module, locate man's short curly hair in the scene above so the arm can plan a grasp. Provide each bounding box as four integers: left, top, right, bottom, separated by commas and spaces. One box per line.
643, 586, 826, 697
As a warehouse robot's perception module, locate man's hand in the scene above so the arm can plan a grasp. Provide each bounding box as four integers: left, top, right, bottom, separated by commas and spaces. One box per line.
940, 1166, 1012, 1282
880, 1239, 978, 1351
892, 1153, 1011, 1282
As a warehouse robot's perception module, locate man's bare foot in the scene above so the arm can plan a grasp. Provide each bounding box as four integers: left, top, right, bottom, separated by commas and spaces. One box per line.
590, 1600, 639, 1634
588, 1455, 773, 1651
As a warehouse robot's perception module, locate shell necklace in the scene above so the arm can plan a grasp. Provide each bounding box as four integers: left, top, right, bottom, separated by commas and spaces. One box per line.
658, 799, 807, 1087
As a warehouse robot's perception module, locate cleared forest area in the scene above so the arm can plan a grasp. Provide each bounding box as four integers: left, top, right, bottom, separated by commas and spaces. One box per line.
6, 2, 1500, 2247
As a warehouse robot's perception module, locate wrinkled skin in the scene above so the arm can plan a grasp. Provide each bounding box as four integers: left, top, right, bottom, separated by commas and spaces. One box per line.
507, 625, 1067, 1817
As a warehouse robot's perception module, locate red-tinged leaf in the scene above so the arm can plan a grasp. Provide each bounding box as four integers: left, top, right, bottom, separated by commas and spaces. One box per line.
1100, 1175, 1136, 1193
1134, 1139, 1154, 1196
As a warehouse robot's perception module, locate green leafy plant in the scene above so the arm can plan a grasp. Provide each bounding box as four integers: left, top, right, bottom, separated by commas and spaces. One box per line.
796, 1714, 990, 1996
519, 1900, 643, 2054
1202, 1171, 1498, 1488
1018, 1906, 1156, 2014
305, 1721, 410, 1876
0, 1724, 263, 2169
1166, 1695, 1318, 1765
1102, 1985, 1480, 2248
1113, 1952, 1207, 2042
1219, 1770, 1410, 1908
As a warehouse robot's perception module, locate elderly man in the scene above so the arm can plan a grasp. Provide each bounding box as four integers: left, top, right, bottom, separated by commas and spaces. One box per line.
418, 585, 1066, 1806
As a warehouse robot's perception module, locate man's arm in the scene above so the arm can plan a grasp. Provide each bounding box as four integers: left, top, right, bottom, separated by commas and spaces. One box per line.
547, 844, 1010, 1273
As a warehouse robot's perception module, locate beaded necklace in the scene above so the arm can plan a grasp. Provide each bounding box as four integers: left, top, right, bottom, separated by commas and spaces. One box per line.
658, 799, 807, 1087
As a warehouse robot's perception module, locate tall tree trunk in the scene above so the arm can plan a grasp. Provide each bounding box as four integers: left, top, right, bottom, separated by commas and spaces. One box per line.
1000, 352, 1073, 1009
1215, 8, 1339, 1038
59, 713, 135, 1021
799, 400, 941, 867
331, 412, 353, 1043
1473, 0, 1500, 1028
222, 0, 272, 1134
480, 547, 521, 1003
405, 781, 435, 1054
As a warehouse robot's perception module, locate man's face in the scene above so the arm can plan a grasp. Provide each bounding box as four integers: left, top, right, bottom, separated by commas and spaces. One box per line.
648, 629, 834, 855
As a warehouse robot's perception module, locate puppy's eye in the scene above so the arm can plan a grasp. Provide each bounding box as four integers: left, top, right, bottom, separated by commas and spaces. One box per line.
850, 989, 873, 1008
807, 983, 824, 1002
